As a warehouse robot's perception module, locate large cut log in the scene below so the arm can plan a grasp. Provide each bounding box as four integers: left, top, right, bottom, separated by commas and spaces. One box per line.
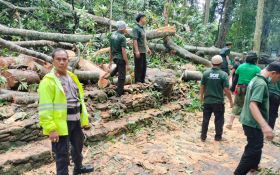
182, 70, 202, 81
1, 69, 40, 89
0, 89, 38, 104
13, 40, 74, 49
0, 57, 16, 67
0, 37, 52, 62
184, 45, 242, 57
165, 38, 212, 67
78, 59, 106, 78
74, 70, 99, 83
0, 24, 93, 43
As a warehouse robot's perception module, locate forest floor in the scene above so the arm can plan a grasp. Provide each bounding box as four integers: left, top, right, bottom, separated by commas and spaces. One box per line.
24, 102, 280, 175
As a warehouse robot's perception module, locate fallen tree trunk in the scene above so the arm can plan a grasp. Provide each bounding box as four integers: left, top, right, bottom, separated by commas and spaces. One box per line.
182, 70, 202, 81
74, 70, 99, 83
148, 43, 169, 53
184, 45, 242, 57
13, 40, 74, 49
57, 1, 176, 40
165, 38, 212, 67
0, 37, 52, 62
78, 59, 107, 78
1, 69, 40, 89
0, 24, 93, 43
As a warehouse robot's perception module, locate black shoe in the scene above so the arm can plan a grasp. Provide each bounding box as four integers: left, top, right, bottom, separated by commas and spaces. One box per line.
200, 136, 206, 142
73, 165, 94, 175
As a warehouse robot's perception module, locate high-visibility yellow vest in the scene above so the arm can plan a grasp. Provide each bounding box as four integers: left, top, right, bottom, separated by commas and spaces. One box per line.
38, 68, 89, 136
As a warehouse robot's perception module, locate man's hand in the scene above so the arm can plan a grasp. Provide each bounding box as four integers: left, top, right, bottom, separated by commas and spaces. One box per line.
147, 48, 152, 55
135, 51, 140, 59
49, 131, 59, 142
262, 125, 274, 141
83, 125, 91, 130
126, 64, 130, 71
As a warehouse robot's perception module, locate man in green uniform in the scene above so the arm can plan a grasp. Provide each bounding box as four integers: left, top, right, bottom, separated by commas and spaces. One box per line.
39, 48, 93, 175
107, 21, 130, 97
200, 55, 233, 142
220, 42, 233, 75
234, 61, 280, 175
227, 52, 261, 129
132, 13, 152, 83
268, 80, 280, 129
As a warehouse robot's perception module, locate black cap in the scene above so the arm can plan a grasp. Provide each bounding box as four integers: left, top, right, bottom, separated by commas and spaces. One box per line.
245, 51, 258, 64
136, 13, 146, 22
267, 61, 280, 73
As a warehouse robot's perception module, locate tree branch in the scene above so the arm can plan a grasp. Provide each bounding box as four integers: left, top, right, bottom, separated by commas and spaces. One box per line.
0, 37, 52, 62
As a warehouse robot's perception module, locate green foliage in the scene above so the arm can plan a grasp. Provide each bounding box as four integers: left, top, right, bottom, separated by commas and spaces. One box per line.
18, 81, 28, 91
28, 83, 39, 92
185, 80, 202, 112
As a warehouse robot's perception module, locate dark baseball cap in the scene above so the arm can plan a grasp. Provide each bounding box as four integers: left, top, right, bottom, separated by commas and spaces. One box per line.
267, 61, 280, 73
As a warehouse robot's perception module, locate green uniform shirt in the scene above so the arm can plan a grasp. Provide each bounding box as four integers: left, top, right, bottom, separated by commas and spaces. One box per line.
240, 75, 269, 129
220, 47, 231, 73
110, 31, 127, 60
268, 80, 280, 96
132, 23, 147, 53
235, 63, 261, 85
201, 68, 229, 104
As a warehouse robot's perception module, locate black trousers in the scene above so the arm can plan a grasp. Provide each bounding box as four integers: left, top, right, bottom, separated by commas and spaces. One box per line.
111, 59, 126, 96
134, 53, 147, 83
201, 103, 225, 140
234, 125, 264, 175
269, 92, 280, 129
52, 121, 84, 175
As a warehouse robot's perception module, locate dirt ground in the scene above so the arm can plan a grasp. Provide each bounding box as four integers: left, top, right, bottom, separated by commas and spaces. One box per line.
24, 104, 280, 175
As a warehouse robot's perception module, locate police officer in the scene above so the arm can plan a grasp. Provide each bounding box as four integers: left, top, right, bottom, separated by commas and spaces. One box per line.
38, 48, 94, 175
106, 21, 129, 97
133, 13, 152, 83
200, 55, 233, 142
234, 61, 280, 175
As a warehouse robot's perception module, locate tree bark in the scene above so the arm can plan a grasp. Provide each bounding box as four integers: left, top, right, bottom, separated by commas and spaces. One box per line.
1, 69, 40, 89
184, 45, 242, 57
0, 37, 52, 62
165, 38, 212, 67
0, 24, 93, 43
253, 0, 265, 54
260, 0, 273, 52
12, 40, 74, 49
182, 70, 202, 81
204, 0, 211, 25
78, 59, 107, 78
0, 0, 38, 12
74, 70, 99, 83
215, 0, 235, 48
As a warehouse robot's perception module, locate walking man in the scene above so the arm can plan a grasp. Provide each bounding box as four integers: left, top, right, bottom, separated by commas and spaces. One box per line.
227, 52, 261, 129
133, 13, 152, 83
38, 48, 94, 175
234, 61, 280, 175
268, 79, 280, 129
220, 42, 233, 75
200, 55, 233, 142
106, 21, 129, 97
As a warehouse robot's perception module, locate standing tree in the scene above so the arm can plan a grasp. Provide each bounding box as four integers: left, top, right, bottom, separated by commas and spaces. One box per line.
253, 0, 265, 54
204, 0, 211, 25
215, 0, 236, 48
